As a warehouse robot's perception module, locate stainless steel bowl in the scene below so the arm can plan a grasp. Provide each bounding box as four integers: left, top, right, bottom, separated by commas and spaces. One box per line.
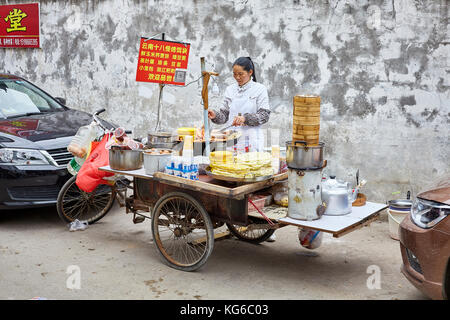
109, 149, 143, 170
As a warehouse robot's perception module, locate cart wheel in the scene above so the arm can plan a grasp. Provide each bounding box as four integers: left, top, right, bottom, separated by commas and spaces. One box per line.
151, 192, 214, 272
57, 175, 115, 224
226, 219, 275, 244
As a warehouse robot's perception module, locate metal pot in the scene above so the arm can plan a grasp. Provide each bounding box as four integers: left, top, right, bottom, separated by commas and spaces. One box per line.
286, 141, 324, 169
147, 131, 177, 145
143, 149, 173, 175
109, 148, 143, 170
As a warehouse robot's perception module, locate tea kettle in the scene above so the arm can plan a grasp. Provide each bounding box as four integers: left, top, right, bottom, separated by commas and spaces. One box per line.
321, 176, 358, 216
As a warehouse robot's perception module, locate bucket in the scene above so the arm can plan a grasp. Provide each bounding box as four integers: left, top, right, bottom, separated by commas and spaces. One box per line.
388, 209, 409, 241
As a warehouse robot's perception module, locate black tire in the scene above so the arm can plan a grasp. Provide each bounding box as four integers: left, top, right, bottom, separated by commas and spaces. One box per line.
226, 219, 275, 244
151, 192, 214, 272
56, 175, 115, 224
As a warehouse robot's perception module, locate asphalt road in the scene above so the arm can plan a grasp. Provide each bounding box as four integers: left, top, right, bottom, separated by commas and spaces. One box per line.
0, 203, 427, 300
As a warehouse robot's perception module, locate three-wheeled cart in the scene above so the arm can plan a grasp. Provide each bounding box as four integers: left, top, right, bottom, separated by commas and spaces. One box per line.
99, 166, 387, 272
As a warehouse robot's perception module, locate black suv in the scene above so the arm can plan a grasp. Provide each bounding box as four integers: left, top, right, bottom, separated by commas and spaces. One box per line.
0, 74, 112, 209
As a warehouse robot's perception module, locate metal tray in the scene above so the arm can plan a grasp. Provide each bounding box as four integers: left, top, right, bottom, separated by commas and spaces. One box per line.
205, 166, 274, 183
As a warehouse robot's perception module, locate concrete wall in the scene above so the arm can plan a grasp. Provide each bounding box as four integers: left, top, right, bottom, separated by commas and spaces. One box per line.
1, 0, 449, 201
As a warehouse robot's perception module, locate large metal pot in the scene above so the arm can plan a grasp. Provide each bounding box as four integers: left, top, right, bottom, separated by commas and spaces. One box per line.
147, 131, 177, 144
143, 149, 173, 175
286, 141, 324, 169
146, 132, 180, 149
109, 148, 143, 170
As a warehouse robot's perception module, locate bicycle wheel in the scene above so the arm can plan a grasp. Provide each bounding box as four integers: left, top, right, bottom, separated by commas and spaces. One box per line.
56, 175, 115, 224
151, 192, 214, 272
226, 219, 275, 244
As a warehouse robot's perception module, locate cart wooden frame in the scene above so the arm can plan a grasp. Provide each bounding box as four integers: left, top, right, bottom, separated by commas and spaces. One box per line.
99, 166, 387, 272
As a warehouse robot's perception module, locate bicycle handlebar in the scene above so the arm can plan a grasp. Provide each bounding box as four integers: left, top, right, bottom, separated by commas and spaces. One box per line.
94, 108, 106, 116
92, 109, 132, 135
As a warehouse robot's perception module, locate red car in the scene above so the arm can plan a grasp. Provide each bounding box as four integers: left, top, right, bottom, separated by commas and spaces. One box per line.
399, 175, 450, 300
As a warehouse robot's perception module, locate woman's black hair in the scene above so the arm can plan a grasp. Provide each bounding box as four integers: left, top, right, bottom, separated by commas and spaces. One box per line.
233, 56, 257, 82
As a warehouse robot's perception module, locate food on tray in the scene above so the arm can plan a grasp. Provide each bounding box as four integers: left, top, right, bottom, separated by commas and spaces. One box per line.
209, 151, 273, 178
210, 151, 234, 163
144, 148, 172, 155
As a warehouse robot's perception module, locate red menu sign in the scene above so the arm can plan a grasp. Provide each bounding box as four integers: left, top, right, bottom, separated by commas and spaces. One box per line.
0, 3, 40, 48
136, 38, 190, 85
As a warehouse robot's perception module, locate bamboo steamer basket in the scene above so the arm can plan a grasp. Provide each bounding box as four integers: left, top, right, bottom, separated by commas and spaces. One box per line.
292, 95, 321, 146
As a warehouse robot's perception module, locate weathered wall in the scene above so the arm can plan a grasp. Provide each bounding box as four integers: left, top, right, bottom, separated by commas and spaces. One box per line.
1, 0, 449, 201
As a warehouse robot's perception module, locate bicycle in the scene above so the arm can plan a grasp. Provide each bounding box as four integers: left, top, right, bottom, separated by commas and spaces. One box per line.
56, 108, 131, 225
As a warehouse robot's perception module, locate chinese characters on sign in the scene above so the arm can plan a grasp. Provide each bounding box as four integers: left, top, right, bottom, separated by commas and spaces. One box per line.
0, 3, 40, 48
136, 38, 190, 85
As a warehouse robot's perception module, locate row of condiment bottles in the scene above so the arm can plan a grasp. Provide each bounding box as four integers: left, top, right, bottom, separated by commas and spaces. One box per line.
164, 155, 200, 180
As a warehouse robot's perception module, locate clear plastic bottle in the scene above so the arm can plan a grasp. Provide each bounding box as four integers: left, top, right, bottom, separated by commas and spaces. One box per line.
66, 157, 82, 175
271, 145, 280, 174
67, 123, 97, 161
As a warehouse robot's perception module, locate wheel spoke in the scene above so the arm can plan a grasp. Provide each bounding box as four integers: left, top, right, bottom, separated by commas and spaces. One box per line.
59, 177, 114, 224
153, 194, 212, 269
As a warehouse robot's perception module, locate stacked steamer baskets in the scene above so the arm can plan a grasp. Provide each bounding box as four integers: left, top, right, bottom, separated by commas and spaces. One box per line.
286, 95, 326, 221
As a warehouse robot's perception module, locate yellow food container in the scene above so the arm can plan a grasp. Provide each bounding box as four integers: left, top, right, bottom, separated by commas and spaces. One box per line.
177, 127, 196, 136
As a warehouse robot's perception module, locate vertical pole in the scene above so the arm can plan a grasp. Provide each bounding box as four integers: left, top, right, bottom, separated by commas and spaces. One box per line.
155, 83, 164, 132
155, 33, 165, 132
201, 57, 211, 157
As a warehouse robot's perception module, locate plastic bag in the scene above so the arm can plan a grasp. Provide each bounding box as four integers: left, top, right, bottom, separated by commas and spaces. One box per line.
68, 219, 88, 231
76, 134, 114, 193
298, 227, 323, 250
271, 181, 288, 207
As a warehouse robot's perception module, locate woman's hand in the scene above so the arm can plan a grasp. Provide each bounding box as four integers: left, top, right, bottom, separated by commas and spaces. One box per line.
208, 109, 216, 119
232, 115, 246, 126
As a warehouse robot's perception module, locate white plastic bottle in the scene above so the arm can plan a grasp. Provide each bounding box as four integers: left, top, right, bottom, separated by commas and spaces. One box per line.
271, 145, 280, 174
67, 123, 97, 165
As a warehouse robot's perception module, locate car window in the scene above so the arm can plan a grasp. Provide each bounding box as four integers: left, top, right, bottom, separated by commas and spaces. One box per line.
0, 79, 64, 117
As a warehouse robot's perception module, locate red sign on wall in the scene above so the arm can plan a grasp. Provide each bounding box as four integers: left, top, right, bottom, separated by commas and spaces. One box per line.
0, 3, 40, 48
136, 38, 190, 85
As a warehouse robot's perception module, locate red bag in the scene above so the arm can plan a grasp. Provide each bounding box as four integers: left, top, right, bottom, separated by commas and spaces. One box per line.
76, 134, 114, 193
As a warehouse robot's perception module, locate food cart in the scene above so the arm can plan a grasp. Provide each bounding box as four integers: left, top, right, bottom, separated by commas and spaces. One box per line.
93, 54, 387, 272
98, 164, 387, 272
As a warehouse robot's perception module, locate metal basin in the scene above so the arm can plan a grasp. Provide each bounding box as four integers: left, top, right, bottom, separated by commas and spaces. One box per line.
286, 140, 324, 169
109, 148, 143, 170
388, 199, 412, 211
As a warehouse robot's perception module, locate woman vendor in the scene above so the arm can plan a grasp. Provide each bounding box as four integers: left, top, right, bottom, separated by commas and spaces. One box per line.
208, 56, 271, 152
208, 57, 276, 242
